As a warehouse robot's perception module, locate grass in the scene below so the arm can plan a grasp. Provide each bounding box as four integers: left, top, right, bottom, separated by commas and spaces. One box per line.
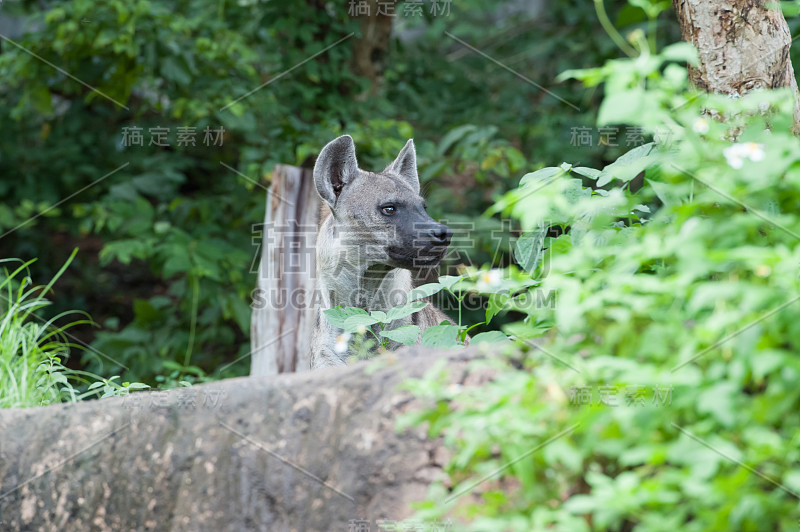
0, 249, 148, 408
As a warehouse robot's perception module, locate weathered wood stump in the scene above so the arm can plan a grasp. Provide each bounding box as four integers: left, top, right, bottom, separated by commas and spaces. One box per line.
250, 165, 321, 377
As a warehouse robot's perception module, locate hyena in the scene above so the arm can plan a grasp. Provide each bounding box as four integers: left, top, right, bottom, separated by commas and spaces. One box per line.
310, 135, 454, 369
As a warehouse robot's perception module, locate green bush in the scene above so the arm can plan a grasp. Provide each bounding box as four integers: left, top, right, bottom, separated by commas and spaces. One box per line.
400, 43, 800, 531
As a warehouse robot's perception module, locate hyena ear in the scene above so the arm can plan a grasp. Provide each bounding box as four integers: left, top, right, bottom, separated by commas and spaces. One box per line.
313, 135, 359, 208
385, 139, 420, 194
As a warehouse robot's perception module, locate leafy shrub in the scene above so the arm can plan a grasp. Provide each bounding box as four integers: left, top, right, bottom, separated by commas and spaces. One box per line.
400, 43, 800, 531
323, 273, 516, 360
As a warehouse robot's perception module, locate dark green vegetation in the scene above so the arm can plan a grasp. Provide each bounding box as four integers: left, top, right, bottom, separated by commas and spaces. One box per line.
2, 0, 800, 529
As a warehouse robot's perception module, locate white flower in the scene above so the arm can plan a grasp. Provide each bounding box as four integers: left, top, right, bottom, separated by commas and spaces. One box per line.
356, 324, 367, 335
743, 142, 765, 161
723, 146, 744, 169
724, 142, 765, 169
476, 269, 502, 292
333, 333, 351, 354
692, 117, 709, 134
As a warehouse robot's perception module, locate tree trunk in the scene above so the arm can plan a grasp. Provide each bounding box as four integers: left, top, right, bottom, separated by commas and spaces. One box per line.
672, 0, 800, 132
351, 0, 394, 98
250, 165, 321, 377
0, 347, 489, 532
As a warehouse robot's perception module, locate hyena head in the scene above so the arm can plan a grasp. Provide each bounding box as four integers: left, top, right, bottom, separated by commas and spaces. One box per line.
313, 134, 452, 271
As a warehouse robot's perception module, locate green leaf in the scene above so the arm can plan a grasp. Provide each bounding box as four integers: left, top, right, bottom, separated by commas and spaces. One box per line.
597, 88, 648, 126
612, 142, 656, 166
407, 283, 444, 301
323, 307, 368, 329
572, 166, 609, 182
470, 331, 511, 344
380, 324, 421, 346
163, 254, 192, 278
601, 142, 657, 185
515, 230, 546, 274
420, 324, 461, 349
342, 314, 380, 333
438, 275, 465, 292
99, 239, 150, 266
50, 373, 68, 385
485, 293, 508, 324
370, 310, 387, 322
386, 300, 428, 322
519, 167, 563, 186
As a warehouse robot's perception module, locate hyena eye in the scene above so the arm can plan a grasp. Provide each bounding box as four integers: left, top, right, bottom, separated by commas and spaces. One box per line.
380, 204, 396, 216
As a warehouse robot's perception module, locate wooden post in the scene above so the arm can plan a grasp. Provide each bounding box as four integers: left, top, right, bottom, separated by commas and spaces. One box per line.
250, 165, 320, 376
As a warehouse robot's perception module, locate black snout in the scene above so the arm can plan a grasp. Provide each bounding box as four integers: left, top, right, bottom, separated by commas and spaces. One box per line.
386, 220, 452, 269
428, 224, 452, 245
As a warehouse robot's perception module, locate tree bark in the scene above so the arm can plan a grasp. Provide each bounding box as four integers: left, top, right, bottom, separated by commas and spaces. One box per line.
351, 0, 394, 97
0, 347, 490, 532
250, 165, 321, 377
672, 0, 800, 132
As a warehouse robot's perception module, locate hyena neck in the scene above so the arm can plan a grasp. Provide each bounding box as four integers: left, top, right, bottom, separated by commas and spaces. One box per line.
317, 221, 411, 312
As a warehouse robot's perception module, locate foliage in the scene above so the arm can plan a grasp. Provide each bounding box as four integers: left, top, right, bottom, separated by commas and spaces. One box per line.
0, 251, 148, 408
323, 273, 514, 358
399, 42, 800, 531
